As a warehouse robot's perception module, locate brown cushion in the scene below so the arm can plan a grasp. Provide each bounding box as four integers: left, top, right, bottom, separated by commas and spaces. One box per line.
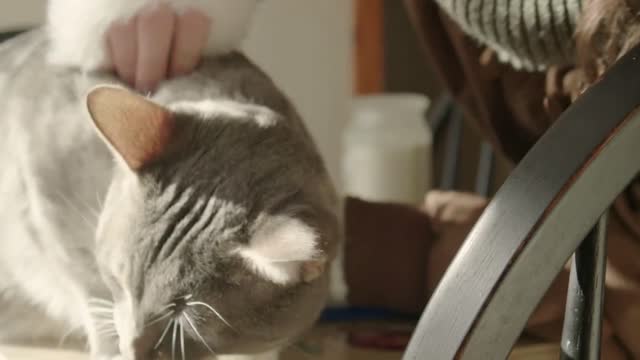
345, 196, 434, 313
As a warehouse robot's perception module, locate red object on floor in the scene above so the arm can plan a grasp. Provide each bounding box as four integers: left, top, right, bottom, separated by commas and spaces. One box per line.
347, 330, 413, 351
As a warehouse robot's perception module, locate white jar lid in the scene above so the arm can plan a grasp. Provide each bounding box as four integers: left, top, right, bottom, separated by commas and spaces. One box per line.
347, 93, 432, 147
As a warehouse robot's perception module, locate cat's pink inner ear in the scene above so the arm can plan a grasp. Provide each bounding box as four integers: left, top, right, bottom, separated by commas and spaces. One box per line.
237, 217, 325, 285
86, 86, 175, 170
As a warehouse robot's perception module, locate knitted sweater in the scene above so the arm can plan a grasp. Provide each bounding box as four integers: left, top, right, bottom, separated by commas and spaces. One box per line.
436, 0, 582, 71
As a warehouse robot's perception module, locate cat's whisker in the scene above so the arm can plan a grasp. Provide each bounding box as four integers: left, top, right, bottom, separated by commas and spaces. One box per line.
57, 326, 80, 348
96, 192, 104, 210
88, 298, 114, 306
77, 213, 95, 230
179, 317, 186, 360
96, 329, 116, 336
94, 322, 117, 329
171, 319, 178, 360
72, 193, 101, 219
186, 301, 234, 331
94, 321, 116, 328
92, 316, 116, 322
88, 308, 114, 314
97, 328, 119, 339
146, 309, 175, 328
98, 329, 118, 335
90, 313, 114, 319
155, 319, 174, 350
159, 302, 177, 312
90, 311, 115, 325
88, 305, 114, 310
55, 192, 97, 229
89, 312, 112, 317
182, 312, 216, 355
91, 317, 115, 323
89, 310, 114, 314
89, 300, 114, 312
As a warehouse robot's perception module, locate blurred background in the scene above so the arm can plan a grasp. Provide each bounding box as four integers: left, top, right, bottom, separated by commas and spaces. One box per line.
0, 0, 506, 198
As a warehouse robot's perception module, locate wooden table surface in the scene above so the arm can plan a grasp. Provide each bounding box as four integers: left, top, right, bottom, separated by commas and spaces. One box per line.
0, 344, 560, 360
0, 323, 560, 359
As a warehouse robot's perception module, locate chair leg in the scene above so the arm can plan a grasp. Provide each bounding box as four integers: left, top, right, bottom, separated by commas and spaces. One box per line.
474, 142, 495, 197
560, 214, 608, 360
439, 106, 463, 190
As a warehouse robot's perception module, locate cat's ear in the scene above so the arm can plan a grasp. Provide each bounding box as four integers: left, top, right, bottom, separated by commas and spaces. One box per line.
86, 86, 175, 170
235, 217, 326, 285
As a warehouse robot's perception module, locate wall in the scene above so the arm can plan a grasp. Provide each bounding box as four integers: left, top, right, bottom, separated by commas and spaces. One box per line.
0, 0, 353, 189
244, 1, 352, 188
0, 0, 45, 30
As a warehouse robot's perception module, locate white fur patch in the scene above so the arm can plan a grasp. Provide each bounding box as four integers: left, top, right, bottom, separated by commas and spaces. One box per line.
236, 216, 319, 285
47, 0, 260, 70
169, 99, 279, 127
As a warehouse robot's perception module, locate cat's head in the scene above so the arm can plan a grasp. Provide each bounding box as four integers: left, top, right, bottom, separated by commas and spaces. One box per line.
86, 86, 339, 359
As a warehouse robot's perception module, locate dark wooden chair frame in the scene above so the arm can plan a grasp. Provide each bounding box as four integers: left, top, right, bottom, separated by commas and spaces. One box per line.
403, 42, 640, 360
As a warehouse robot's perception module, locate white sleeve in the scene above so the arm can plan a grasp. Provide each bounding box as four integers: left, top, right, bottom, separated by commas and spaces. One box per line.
46, 0, 260, 70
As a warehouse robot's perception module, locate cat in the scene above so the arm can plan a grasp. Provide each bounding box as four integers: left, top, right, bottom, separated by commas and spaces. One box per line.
0, 2, 340, 360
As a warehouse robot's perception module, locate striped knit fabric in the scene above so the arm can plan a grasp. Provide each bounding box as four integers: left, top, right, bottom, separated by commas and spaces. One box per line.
436, 0, 582, 71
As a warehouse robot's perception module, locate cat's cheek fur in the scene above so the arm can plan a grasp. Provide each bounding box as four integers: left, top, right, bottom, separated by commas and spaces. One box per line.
94, 170, 144, 356
47, 0, 260, 70
95, 170, 141, 294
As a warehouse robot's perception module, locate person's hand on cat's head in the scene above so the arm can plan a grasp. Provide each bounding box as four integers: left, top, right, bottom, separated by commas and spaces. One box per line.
106, 3, 211, 92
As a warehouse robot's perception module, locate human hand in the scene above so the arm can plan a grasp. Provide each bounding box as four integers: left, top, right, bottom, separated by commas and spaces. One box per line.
106, 3, 211, 92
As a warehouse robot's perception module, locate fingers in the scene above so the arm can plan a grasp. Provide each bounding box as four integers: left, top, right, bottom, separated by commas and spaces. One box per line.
106, 5, 210, 92
135, 3, 176, 92
170, 9, 211, 77
108, 17, 138, 86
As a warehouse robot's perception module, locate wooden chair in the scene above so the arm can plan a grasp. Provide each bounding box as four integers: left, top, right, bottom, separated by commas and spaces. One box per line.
403, 42, 640, 359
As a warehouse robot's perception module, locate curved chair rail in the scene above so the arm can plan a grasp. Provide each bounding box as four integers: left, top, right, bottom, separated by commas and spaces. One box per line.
403, 46, 640, 359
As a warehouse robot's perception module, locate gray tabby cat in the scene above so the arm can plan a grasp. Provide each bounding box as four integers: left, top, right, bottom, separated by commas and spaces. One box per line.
0, 30, 340, 360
